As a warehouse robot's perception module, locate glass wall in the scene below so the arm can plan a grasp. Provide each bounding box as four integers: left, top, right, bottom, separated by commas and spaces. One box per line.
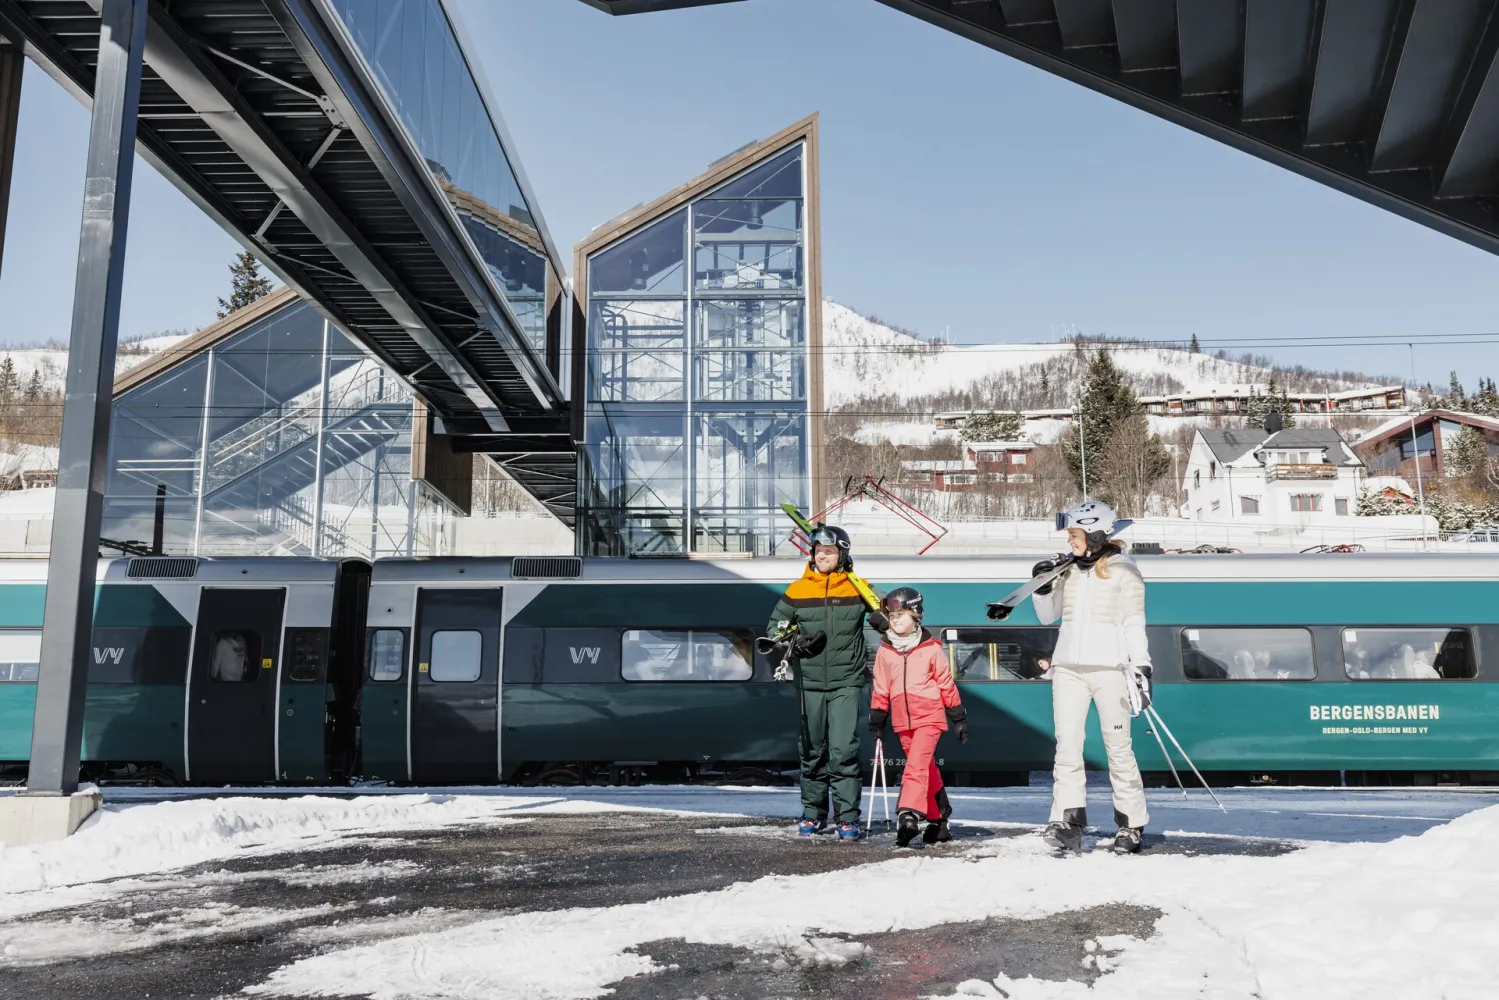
327, 0, 564, 388
580, 144, 810, 556
104, 300, 455, 559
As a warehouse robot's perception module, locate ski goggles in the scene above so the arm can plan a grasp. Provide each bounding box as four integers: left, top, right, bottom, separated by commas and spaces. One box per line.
808, 527, 845, 548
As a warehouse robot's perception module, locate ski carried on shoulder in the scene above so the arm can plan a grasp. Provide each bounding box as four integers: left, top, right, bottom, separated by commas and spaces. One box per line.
984, 516, 1133, 621
780, 503, 882, 611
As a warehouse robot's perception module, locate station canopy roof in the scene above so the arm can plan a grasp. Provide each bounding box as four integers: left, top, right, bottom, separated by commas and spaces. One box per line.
581, 0, 1499, 258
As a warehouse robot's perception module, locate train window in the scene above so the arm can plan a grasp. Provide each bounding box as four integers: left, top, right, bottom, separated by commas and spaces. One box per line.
430, 630, 483, 682
209, 631, 261, 683
621, 629, 753, 681
1180, 628, 1315, 680
287, 629, 328, 683
0, 630, 41, 682
1342, 628, 1476, 680
940, 628, 1057, 681
368, 629, 405, 682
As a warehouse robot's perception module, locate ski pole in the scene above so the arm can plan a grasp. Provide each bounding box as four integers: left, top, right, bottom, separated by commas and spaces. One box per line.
874, 737, 891, 829
1144, 713, 1188, 801
1145, 705, 1227, 814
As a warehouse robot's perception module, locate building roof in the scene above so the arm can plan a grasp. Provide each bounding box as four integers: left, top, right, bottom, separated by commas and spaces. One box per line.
1354, 408, 1499, 453
1197, 427, 1361, 467
575, 113, 819, 260
965, 440, 1034, 452
113, 286, 301, 397
1196, 429, 1265, 464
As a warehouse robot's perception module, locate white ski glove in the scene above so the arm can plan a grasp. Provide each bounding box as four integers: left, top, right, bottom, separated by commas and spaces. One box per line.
1122, 663, 1152, 717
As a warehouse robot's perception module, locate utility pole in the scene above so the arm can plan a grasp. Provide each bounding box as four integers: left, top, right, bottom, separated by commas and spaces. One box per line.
1408, 344, 1428, 551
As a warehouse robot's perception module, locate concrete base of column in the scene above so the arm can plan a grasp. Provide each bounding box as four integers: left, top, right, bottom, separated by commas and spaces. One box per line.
0, 785, 103, 845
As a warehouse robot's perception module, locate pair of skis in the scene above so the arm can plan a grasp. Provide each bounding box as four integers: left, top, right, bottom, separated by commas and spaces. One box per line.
983, 516, 1134, 621
780, 504, 882, 612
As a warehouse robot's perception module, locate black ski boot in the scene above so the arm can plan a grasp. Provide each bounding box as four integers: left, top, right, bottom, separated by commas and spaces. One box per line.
923, 788, 953, 844
1110, 827, 1143, 854
895, 809, 922, 848
1043, 809, 1086, 855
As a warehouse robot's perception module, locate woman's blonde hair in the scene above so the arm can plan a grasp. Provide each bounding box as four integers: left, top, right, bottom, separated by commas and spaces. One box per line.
1092, 541, 1123, 579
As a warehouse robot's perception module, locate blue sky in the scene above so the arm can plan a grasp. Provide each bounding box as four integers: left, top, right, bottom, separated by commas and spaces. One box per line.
2, 0, 1496, 388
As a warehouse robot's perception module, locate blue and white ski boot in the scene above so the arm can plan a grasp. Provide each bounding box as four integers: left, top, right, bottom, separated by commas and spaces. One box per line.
836, 821, 862, 842
798, 817, 827, 837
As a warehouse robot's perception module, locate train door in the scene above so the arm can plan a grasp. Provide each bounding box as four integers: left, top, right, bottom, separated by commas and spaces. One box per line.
411, 588, 501, 784
187, 588, 285, 784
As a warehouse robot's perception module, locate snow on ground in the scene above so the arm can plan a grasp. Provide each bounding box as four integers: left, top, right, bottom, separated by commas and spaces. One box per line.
0, 785, 1495, 995
0, 793, 546, 903
233, 788, 1499, 1000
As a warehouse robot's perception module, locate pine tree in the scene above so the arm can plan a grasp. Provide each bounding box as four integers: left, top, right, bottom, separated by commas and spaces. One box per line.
1448, 371, 1466, 407
1448, 425, 1488, 478
217, 250, 273, 318
0, 356, 17, 402
1189, 334, 1200, 354
961, 411, 1025, 442
23, 367, 43, 402
1039, 368, 1050, 404
1061, 349, 1170, 512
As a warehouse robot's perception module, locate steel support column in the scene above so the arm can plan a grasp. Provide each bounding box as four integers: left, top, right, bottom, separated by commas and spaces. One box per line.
0, 40, 22, 276
28, 0, 146, 796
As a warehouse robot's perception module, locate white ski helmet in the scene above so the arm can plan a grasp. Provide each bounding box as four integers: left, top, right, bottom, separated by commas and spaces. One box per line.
1057, 500, 1118, 550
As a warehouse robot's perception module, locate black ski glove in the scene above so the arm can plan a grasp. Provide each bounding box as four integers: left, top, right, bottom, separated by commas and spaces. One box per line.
946, 706, 969, 744
1032, 557, 1061, 596
869, 708, 888, 736
791, 630, 827, 659
866, 610, 889, 634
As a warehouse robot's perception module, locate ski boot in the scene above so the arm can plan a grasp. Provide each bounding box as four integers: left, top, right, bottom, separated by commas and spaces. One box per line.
798, 815, 827, 837
895, 810, 922, 848
923, 789, 953, 845
836, 820, 862, 842
1043, 809, 1086, 855
1110, 827, 1143, 854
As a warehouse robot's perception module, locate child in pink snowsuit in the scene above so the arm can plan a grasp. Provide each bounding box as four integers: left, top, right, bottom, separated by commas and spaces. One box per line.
868, 587, 969, 847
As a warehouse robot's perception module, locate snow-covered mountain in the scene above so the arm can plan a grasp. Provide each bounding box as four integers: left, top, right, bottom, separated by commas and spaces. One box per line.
821, 299, 1377, 408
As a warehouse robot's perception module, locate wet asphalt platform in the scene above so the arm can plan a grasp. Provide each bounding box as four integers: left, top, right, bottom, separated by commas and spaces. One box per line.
0, 807, 1298, 1000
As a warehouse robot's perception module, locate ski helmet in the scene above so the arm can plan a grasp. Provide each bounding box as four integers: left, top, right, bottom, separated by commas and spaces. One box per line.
1057, 500, 1118, 551
880, 586, 924, 621
807, 523, 853, 570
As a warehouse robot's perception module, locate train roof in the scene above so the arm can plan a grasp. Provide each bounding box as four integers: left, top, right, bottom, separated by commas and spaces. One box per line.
0, 556, 363, 585
368, 553, 1499, 585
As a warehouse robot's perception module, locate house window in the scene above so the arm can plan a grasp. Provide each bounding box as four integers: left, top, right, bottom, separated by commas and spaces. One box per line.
1335, 498, 1349, 516
1209, 461, 1217, 481
1210, 500, 1220, 513
1290, 494, 1322, 512
1240, 496, 1260, 515
1010, 453, 1026, 465
945, 474, 976, 485
1193, 471, 1201, 488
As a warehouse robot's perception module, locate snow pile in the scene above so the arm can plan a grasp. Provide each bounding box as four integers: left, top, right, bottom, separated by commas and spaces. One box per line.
0, 793, 540, 897
246, 803, 1499, 1000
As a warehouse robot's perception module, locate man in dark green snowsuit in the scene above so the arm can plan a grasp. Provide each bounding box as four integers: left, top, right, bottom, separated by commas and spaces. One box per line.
765, 524, 879, 840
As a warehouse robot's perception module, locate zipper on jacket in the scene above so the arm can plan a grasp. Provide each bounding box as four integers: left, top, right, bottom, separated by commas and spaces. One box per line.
901, 649, 912, 730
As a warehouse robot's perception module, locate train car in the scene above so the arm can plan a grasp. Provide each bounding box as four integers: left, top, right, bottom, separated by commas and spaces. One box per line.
359, 552, 1499, 787
0, 556, 369, 786
5, 551, 1499, 787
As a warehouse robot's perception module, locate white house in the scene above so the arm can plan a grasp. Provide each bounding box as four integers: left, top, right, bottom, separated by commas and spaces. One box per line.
1181, 427, 1365, 525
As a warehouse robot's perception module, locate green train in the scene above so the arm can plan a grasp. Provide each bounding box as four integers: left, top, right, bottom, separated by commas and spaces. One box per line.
2, 552, 1497, 787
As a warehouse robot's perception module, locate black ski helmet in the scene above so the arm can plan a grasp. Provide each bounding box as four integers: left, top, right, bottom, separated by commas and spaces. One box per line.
881, 586, 924, 621
807, 523, 853, 570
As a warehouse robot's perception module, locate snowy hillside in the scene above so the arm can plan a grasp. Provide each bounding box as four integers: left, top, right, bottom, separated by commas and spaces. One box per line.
822, 299, 1378, 408
0, 332, 190, 393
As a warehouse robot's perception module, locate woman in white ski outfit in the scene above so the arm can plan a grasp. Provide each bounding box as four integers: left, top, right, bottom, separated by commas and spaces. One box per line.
1032, 500, 1152, 854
